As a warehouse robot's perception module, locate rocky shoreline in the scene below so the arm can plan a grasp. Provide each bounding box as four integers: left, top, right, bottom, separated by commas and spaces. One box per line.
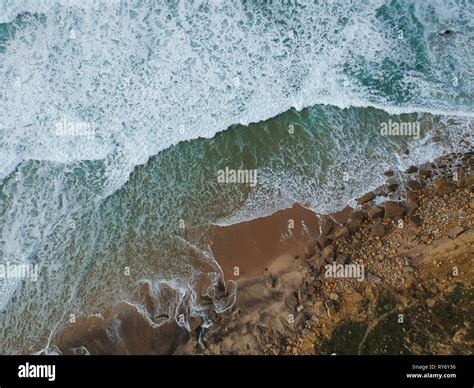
52, 150, 473, 355
177, 151, 473, 355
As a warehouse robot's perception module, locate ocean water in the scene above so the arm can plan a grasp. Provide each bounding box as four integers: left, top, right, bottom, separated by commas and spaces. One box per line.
0, 0, 472, 353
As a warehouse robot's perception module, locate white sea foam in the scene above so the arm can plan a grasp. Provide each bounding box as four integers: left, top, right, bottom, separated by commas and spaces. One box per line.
1, 0, 472, 183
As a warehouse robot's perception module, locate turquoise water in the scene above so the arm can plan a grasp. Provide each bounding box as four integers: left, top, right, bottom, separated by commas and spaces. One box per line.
0, 0, 472, 353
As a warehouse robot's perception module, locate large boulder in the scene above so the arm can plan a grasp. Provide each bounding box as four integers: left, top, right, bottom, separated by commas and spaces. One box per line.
383, 201, 406, 219
367, 206, 384, 220
356, 192, 375, 205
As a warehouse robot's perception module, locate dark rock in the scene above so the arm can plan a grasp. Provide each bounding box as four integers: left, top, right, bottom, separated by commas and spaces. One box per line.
386, 177, 399, 192
374, 186, 387, 196
418, 167, 432, 179
439, 29, 456, 36
347, 223, 360, 234
371, 223, 385, 237
321, 245, 334, 262
406, 191, 419, 203
335, 254, 348, 265
348, 210, 367, 234
367, 206, 384, 220
404, 200, 419, 215
317, 236, 333, 249
405, 165, 418, 174
356, 192, 375, 205
409, 215, 422, 227
406, 180, 422, 192
350, 210, 367, 224
383, 170, 394, 177
383, 201, 406, 219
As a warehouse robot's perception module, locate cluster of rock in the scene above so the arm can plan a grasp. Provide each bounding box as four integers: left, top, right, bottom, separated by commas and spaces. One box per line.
182, 151, 473, 355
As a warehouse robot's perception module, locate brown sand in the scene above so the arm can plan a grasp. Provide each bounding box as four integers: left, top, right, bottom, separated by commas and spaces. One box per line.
210, 203, 319, 279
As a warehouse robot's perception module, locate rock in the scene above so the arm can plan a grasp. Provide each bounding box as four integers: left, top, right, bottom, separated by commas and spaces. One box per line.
371, 223, 385, 237
347, 223, 360, 235
405, 165, 418, 174
296, 305, 304, 313
324, 300, 335, 309
406, 191, 419, 203
418, 168, 432, 179
305, 302, 326, 317
317, 236, 333, 249
406, 180, 422, 192
384, 170, 394, 177
403, 266, 415, 273
320, 215, 335, 236
447, 226, 465, 239
386, 177, 399, 192
329, 293, 339, 301
326, 307, 336, 318
404, 200, 419, 215
350, 210, 367, 224
333, 225, 350, 240
409, 215, 422, 227
324, 300, 336, 317
426, 298, 436, 308
348, 210, 366, 234
321, 245, 335, 262
367, 272, 381, 284
335, 254, 348, 265
439, 29, 456, 36
433, 178, 455, 196
367, 206, 384, 220
356, 192, 375, 205
470, 200, 474, 210
374, 186, 387, 196
307, 253, 325, 272
383, 201, 406, 219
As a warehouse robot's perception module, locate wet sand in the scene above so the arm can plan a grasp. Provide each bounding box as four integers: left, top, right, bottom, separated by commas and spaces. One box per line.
209, 203, 319, 279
